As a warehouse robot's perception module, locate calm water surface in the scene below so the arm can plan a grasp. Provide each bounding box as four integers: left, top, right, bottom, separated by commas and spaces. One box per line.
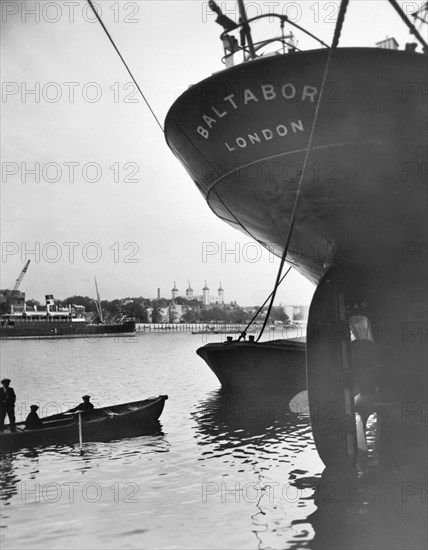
0, 333, 426, 549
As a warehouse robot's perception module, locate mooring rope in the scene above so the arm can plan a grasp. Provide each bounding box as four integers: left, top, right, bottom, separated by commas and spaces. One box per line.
237, 266, 292, 340
86, 0, 164, 133
85, 0, 351, 341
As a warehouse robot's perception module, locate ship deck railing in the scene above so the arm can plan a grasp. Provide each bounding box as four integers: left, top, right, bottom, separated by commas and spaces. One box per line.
219, 12, 329, 67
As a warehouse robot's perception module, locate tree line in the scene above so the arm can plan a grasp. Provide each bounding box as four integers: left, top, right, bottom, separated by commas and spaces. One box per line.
21, 295, 290, 324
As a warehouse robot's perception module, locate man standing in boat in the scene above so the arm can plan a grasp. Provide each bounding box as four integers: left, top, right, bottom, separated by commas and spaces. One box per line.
0, 378, 16, 432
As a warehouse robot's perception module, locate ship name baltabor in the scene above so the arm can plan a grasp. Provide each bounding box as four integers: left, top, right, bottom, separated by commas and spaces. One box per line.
196, 82, 318, 141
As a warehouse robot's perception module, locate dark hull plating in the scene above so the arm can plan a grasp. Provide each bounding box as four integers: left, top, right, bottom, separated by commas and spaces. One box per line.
0, 319, 136, 340
166, 47, 427, 466
197, 339, 306, 389
165, 48, 427, 284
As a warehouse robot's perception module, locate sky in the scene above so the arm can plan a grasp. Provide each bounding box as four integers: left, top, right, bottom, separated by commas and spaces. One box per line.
1, 0, 425, 305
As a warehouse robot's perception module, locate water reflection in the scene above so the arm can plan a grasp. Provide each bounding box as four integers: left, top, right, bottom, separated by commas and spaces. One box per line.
0, 428, 169, 514
0, 420, 165, 454
289, 460, 427, 550
192, 388, 318, 549
0, 452, 20, 507
192, 389, 427, 550
192, 388, 313, 462
287, 412, 427, 550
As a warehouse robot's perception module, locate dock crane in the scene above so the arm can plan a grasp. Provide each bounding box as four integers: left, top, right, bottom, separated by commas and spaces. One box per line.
94, 277, 105, 324
5, 260, 31, 306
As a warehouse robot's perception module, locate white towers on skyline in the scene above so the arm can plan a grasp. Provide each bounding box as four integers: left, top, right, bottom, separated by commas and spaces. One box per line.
186, 280, 194, 300
218, 282, 224, 305
171, 281, 178, 300
202, 281, 210, 307
169, 281, 224, 305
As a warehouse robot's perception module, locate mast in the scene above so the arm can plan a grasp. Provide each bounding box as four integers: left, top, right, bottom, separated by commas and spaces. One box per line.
94, 277, 104, 323
236, 0, 256, 59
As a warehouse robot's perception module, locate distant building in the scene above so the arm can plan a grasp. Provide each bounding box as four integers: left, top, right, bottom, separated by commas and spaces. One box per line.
0, 289, 25, 307
146, 307, 153, 322
146, 306, 169, 323
169, 302, 183, 323
186, 281, 194, 300
217, 282, 224, 305
159, 307, 169, 322
202, 281, 210, 307
284, 305, 294, 322
376, 37, 399, 50
293, 305, 309, 322
282, 305, 309, 324
171, 282, 178, 300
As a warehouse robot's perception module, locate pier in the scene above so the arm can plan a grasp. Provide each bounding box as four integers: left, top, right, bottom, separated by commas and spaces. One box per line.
136, 323, 306, 338
137, 323, 255, 332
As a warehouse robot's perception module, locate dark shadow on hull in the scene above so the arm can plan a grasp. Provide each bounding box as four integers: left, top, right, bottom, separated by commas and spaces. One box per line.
196, 338, 306, 389
290, 460, 427, 550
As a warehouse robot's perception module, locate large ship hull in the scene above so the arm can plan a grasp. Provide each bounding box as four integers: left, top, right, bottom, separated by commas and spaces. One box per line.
166, 47, 427, 466
165, 48, 426, 283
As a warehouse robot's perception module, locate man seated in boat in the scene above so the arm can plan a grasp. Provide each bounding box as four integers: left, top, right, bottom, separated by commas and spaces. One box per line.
25, 405, 43, 430
68, 395, 95, 416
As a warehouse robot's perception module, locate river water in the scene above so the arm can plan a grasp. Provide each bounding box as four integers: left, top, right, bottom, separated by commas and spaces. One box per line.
0, 333, 426, 549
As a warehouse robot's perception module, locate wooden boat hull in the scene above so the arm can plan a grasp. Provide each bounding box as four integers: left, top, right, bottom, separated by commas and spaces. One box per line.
197, 338, 306, 389
0, 396, 167, 451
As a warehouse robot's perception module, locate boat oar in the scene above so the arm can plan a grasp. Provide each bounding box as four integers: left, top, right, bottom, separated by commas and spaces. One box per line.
78, 411, 83, 455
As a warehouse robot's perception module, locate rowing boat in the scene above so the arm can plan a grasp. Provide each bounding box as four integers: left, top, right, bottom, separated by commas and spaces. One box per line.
0, 395, 168, 451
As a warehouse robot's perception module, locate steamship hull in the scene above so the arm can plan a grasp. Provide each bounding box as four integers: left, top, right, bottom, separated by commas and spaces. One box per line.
165, 48, 426, 284
0, 319, 136, 340
166, 48, 427, 466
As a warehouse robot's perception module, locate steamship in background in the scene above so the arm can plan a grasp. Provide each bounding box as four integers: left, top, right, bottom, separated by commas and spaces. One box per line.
165, 1, 427, 466
0, 262, 136, 340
